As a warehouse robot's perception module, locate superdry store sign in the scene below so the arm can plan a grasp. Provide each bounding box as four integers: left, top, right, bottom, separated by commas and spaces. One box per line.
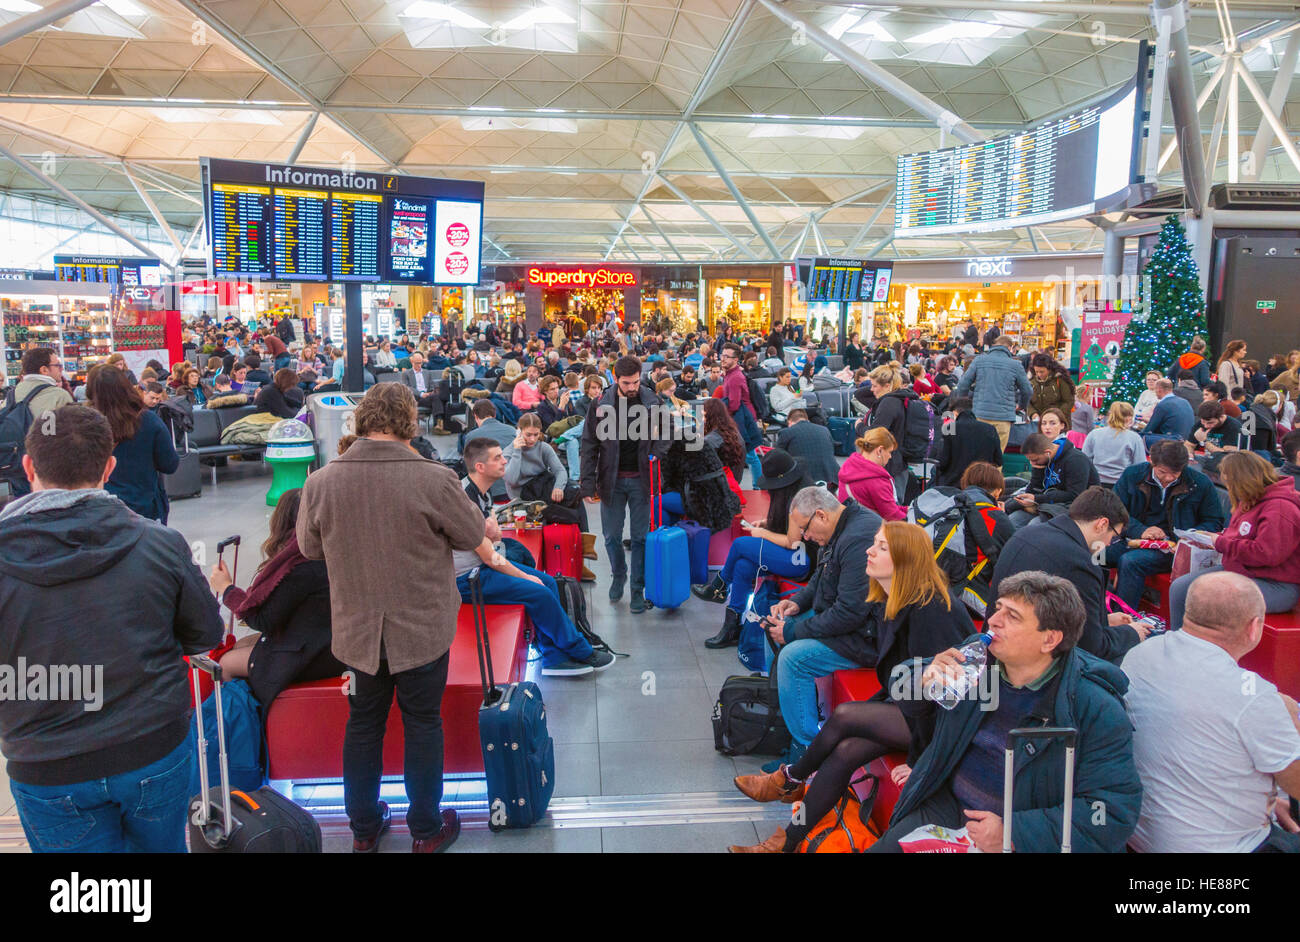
527, 267, 638, 289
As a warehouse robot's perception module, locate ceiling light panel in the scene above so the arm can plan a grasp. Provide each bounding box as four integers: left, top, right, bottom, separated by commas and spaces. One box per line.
398, 1, 579, 53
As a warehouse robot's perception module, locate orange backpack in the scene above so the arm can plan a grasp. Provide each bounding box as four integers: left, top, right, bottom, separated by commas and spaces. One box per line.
795, 775, 882, 853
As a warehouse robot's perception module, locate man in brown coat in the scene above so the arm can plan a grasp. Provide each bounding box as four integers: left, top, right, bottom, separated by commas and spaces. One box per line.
298, 382, 484, 853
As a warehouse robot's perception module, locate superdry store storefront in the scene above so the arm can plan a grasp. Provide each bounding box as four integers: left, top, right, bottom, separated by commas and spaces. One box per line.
499, 265, 640, 332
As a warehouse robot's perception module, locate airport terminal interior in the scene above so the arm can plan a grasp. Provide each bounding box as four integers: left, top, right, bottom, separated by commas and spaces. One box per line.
0, 0, 1299, 859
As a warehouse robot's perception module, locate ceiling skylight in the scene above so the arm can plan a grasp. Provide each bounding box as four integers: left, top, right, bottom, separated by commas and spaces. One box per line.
398, 1, 579, 53
748, 124, 865, 141
460, 115, 578, 133
151, 108, 283, 125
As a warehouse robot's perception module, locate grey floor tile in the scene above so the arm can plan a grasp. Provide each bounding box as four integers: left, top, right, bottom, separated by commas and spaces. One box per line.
553, 741, 601, 799
535, 683, 598, 745
595, 663, 705, 693
450, 827, 603, 853
600, 821, 761, 854
598, 739, 742, 795
595, 684, 715, 743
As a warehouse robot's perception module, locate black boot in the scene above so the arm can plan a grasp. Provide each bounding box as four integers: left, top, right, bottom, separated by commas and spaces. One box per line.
691, 574, 728, 603
705, 608, 743, 649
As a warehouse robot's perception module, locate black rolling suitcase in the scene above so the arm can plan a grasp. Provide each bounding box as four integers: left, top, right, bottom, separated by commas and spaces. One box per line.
165, 450, 202, 500
187, 654, 321, 853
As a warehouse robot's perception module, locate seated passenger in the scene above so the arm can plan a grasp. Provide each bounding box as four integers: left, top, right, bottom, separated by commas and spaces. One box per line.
759, 487, 882, 770
1168, 451, 1300, 629
1108, 439, 1225, 610
254, 368, 305, 420
837, 426, 906, 521
701, 397, 747, 486
1123, 570, 1300, 852
932, 396, 1002, 489
505, 413, 588, 531
868, 572, 1141, 853
512, 363, 543, 411
1003, 431, 1099, 528
535, 374, 575, 430
768, 367, 807, 422
1186, 400, 1243, 456
693, 448, 816, 645
1082, 401, 1146, 486
729, 521, 974, 853
453, 509, 613, 677
774, 408, 839, 489
207, 488, 346, 706
1141, 378, 1195, 446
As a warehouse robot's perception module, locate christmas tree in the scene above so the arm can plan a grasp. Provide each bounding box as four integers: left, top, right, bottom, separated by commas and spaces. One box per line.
1082, 341, 1109, 381
1105, 215, 1208, 408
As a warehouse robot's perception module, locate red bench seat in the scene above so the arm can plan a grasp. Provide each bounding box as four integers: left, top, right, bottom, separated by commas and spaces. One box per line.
500, 526, 543, 567
265, 604, 530, 781
1240, 616, 1300, 700
828, 669, 904, 833
740, 489, 770, 525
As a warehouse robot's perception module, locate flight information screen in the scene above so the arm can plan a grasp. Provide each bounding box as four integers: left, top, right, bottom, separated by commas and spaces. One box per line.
201, 158, 485, 285
272, 188, 328, 281
894, 77, 1143, 237
210, 182, 273, 278
331, 192, 382, 282
803, 257, 895, 303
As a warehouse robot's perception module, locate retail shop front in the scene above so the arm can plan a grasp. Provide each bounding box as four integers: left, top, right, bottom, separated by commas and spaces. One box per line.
640, 266, 700, 335
872, 254, 1108, 355
703, 264, 784, 335
516, 264, 641, 334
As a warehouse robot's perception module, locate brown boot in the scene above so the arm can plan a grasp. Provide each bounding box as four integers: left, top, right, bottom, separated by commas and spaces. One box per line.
734, 765, 805, 804
582, 532, 597, 560
581, 564, 596, 582
728, 828, 787, 853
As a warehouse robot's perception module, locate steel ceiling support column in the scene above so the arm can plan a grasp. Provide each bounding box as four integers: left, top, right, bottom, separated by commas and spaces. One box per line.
1227, 54, 1240, 182
688, 123, 782, 259
656, 175, 758, 260
287, 112, 320, 165
1234, 59, 1300, 176
810, 216, 828, 255
1145, 8, 1174, 180
0, 0, 97, 47
122, 166, 184, 261
1245, 29, 1300, 181
1155, 0, 1211, 215
754, 0, 984, 145
0, 141, 160, 260
604, 0, 756, 259
180, 218, 205, 261
1157, 57, 1226, 172
785, 217, 812, 257
846, 191, 895, 254
830, 0, 1290, 14
640, 205, 684, 263
867, 234, 893, 258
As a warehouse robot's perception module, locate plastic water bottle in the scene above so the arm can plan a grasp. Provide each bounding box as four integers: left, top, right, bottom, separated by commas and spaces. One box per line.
927, 633, 993, 710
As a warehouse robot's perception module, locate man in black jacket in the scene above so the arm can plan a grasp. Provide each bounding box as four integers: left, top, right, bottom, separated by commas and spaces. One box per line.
987, 486, 1148, 664
774, 409, 838, 488
1005, 432, 1098, 527
764, 488, 882, 769
0, 405, 223, 852
934, 396, 1002, 488
580, 356, 673, 613
766, 322, 785, 359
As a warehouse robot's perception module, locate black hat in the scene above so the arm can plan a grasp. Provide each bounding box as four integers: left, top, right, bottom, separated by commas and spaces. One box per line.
755, 448, 805, 490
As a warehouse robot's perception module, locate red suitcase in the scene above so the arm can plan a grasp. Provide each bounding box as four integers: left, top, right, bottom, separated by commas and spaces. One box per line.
541, 522, 583, 579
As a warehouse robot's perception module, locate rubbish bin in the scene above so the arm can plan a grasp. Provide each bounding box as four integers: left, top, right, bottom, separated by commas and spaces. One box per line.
264, 419, 317, 507
308, 392, 363, 465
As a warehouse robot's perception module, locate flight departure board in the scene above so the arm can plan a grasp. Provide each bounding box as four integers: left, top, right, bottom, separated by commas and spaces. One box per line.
895, 69, 1145, 237
803, 257, 894, 304
201, 158, 485, 285
210, 182, 273, 278
331, 192, 382, 282
273, 188, 328, 281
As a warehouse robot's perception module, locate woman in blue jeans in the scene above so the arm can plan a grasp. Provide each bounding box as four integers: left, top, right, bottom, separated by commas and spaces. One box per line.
693, 448, 816, 648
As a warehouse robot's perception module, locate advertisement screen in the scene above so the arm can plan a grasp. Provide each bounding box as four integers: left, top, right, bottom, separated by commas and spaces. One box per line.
387, 196, 432, 282
434, 199, 483, 286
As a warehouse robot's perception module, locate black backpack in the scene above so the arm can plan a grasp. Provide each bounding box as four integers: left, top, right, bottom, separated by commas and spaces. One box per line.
901, 396, 936, 462
0, 384, 46, 500
553, 575, 626, 657
712, 669, 791, 757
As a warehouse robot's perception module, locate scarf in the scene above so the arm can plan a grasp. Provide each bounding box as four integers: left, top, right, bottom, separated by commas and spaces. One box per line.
225, 532, 309, 618
1043, 440, 1067, 490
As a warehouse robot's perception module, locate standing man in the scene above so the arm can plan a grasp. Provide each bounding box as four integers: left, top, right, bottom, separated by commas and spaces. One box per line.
580, 355, 671, 613
298, 383, 485, 853
766, 321, 785, 360
0, 406, 223, 852
954, 335, 1032, 451
3, 347, 73, 498
720, 342, 763, 484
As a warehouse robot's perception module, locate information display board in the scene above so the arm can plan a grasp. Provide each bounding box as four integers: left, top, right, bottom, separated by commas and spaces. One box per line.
802, 257, 895, 304
53, 255, 164, 287
201, 158, 485, 286
894, 58, 1147, 237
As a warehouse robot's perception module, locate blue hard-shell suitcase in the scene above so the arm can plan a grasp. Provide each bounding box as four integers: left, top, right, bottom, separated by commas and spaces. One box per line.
468, 569, 555, 830
646, 458, 690, 609
676, 519, 711, 586
829, 416, 856, 457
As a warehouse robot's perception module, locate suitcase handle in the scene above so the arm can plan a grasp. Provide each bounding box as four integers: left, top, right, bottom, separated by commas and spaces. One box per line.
1002, 726, 1076, 854
467, 568, 499, 705
190, 658, 234, 844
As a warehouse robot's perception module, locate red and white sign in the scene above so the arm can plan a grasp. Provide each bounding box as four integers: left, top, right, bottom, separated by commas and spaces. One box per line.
433, 199, 481, 285
526, 267, 638, 289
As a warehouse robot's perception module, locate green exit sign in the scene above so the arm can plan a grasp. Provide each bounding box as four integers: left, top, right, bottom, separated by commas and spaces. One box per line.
983, 282, 992, 287
1257, 300, 1277, 310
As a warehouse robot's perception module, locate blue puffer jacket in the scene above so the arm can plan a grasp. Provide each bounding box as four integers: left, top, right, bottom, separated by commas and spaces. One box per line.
890, 640, 1141, 853
954, 346, 1033, 422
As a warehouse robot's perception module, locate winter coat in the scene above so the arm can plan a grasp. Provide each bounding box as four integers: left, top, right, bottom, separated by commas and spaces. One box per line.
1214, 479, 1300, 586
660, 438, 741, 533
1030, 373, 1075, 419
579, 385, 673, 501
1167, 351, 1212, 387
890, 641, 1141, 853
955, 346, 1033, 422
837, 452, 905, 520
933, 410, 1003, 488
867, 387, 917, 476
1114, 463, 1225, 539
1022, 439, 1098, 506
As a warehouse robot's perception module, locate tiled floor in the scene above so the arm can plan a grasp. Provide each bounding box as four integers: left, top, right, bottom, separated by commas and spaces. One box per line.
1, 436, 819, 853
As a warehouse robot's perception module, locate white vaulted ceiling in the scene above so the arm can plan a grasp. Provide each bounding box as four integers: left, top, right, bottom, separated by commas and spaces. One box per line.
0, 0, 1297, 263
